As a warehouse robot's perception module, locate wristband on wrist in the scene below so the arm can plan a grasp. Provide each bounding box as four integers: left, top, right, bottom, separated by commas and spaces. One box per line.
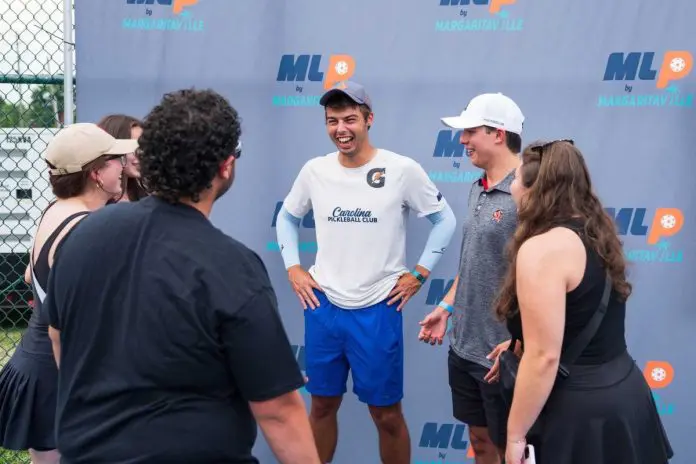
438, 301, 454, 313
410, 269, 427, 284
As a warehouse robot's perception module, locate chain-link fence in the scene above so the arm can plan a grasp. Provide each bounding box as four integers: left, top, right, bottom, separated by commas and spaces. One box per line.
1, 0, 74, 461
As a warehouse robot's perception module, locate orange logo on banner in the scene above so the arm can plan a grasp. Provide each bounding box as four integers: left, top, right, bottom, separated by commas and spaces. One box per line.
173, 0, 198, 14
323, 55, 356, 90
643, 361, 674, 389
654, 51, 693, 89
489, 0, 517, 13
647, 208, 684, 245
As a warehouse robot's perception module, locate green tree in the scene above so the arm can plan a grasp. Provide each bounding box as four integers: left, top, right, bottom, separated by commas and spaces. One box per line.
0, 83, 75, 129
25, 84, 64, 128
0, 98, 28, 126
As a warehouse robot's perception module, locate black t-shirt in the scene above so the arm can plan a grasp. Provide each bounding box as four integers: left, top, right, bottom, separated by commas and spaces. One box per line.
46, 196, 305, 463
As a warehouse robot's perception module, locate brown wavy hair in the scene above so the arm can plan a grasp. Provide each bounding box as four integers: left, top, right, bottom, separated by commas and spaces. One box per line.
97, 114, 149, 201
493, 140, 632, 320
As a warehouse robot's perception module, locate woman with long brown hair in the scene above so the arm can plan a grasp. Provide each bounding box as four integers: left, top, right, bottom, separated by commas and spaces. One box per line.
489, 140, 673, 463
97, 114, 148, 202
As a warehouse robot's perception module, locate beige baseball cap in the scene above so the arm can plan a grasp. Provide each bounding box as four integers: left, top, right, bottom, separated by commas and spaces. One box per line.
45, 123, 139, 176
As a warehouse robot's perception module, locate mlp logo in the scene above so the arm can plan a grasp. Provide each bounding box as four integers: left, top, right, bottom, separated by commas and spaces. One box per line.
273, 54, 356, 107
123, 0, 204, 32
643, 361, 675, 416
605, 207, 684, 263
416, 422, 475, 463
430, 129, 482, 184
435, 0, 522, 33
599, 50, 693, 107
268, 201, 317, 253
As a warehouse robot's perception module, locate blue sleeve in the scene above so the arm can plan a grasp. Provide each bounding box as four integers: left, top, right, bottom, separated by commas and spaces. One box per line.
275, 206, 302, 270
417, 201, 457, 272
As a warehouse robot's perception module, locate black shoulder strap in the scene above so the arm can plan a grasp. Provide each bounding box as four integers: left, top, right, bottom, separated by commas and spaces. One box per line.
557, 273, 612, 378
32, 211, 90, 269
29, 200, 57, 264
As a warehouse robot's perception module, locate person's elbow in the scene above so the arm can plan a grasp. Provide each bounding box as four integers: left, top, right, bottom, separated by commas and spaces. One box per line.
249, 389, 306, 423
525, 342, 561, 371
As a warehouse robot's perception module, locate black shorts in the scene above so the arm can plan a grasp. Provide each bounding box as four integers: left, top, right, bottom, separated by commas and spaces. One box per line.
448, 348, 507, 448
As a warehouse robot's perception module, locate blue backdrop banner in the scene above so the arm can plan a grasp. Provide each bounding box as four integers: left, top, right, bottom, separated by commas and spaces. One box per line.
74, 1, 694, 462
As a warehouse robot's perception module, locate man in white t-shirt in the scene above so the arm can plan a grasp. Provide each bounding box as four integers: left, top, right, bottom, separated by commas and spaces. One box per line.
275, 81, 457, 464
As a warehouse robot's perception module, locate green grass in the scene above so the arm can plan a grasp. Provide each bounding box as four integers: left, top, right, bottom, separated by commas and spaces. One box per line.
0, 327, 23, 367
0, 449, 30, 463
0, 328, 31, 463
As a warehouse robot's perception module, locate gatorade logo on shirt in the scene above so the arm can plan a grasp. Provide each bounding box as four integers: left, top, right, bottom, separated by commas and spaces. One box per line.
328, 207, 378, 224
367, 168, 386, 188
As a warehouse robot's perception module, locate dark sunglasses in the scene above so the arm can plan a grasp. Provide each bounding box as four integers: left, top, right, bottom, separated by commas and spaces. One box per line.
234, 140, 242, 159
530, 139, 574, 156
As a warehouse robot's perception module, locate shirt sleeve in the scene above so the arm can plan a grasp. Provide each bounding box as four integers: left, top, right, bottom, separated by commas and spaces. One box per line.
218, 285, 305, 403
402, 159, 447, 218
281, 161, 313, 218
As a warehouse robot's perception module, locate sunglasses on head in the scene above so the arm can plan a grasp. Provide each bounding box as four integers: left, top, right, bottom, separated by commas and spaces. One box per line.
530, 139, 574, 156
234, 140, 242, 159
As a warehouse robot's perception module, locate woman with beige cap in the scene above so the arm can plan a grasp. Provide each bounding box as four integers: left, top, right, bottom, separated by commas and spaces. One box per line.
0, 123, 137, 464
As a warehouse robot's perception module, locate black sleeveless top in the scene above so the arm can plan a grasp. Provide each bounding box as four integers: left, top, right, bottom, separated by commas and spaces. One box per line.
506, 221, 627, 365
17, 210, 89, 357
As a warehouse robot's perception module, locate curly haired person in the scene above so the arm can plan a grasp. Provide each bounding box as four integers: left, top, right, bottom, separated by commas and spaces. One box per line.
44, 89, 320, 464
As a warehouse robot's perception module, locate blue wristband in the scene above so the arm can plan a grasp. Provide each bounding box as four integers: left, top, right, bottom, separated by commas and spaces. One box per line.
438, 301, 454, 313
411, 269, 427, 284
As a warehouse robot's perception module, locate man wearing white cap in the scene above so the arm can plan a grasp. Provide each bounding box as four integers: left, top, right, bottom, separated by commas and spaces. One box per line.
418, 93, 524, 463
46, 90, 320, 463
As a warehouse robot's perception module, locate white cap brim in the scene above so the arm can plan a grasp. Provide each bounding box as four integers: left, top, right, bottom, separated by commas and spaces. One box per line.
104, 138, 139, 155
440, 114, 484, 130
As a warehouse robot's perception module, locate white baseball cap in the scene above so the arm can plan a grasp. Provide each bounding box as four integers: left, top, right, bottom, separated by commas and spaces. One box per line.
45, 123, 139, 176
440, 92, 524, 135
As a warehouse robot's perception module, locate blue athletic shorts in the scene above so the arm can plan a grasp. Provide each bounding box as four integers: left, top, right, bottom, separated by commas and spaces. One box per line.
304, 290, 404, 407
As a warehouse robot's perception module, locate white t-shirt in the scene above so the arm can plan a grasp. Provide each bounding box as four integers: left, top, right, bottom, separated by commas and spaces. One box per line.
282, 149, 447, 309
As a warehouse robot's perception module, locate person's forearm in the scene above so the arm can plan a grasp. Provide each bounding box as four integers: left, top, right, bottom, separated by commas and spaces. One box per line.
506, 352, 558, 441
442, 275, 458, 306
275, 206, 302, 270
417, 203, 457, 272
256, 394, 320, 464
48, 326, 60, 368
